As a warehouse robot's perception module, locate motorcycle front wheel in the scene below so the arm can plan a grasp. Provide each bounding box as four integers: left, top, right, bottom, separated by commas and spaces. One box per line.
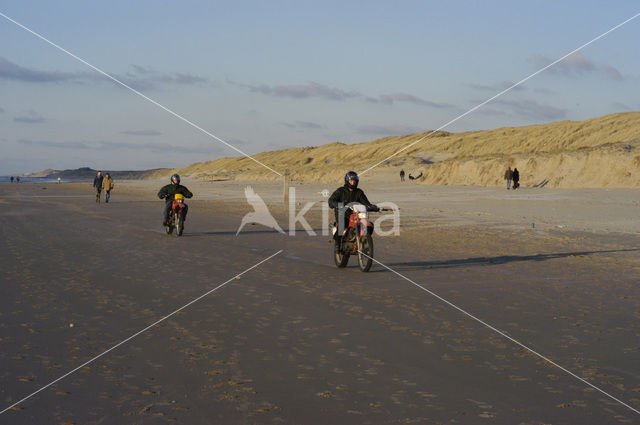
175, 211, 184, 237
334, 243, 350, 268
357, 234, 374, 272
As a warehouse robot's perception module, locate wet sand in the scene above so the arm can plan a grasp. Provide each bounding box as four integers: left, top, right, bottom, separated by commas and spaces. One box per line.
0, 181, 639, 424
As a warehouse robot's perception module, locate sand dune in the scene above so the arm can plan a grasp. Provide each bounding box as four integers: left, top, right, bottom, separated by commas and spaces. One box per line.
169, 112, 640, 188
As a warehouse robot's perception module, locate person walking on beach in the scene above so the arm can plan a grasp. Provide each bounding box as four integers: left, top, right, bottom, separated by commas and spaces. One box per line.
16, 176, 20, 183
102, 173, 114, 203
57, 177, 61, 184
10, 176, 14, 183
93, 171, 104, 203
504, 166, 513, 190
512, 167, 520, 189
400, 169, 405, 182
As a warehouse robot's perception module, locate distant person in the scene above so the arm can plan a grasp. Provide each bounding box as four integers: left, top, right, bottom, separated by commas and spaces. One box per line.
157, 174, 192, 226
102, 173, 114, 203
512, 168, 520, 189
400, 169, 405, 182
10, 176, 14, 183
93, 171, 104, 203
16, 176, 20, 183
504, 166, 513, 190
57, 177, 61, 184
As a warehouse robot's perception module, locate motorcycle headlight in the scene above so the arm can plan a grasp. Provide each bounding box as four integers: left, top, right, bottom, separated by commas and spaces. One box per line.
357, 212, 368, 219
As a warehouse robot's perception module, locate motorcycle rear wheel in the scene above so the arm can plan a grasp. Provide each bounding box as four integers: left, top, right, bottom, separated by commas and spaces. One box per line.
357, 234, 374, 272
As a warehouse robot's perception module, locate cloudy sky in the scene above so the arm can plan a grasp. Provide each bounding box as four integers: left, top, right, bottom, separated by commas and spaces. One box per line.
1, 1, 639, 174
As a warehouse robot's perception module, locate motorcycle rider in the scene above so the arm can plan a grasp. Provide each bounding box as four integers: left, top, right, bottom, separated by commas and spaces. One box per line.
328, 171, 378, 249
157, 174, 193, 226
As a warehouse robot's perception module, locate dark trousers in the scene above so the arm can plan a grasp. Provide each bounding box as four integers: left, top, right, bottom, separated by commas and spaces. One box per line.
164, 201, 188, 223
333, 208, 352, 241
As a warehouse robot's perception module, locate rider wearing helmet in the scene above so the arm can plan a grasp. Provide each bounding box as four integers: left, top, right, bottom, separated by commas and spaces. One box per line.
328, 171, 378, 247
157, 174, 193, 226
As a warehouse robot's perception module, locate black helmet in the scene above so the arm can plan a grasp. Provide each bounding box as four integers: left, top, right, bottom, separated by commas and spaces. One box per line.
344, 171, 359, 189
171, 174, 180, 184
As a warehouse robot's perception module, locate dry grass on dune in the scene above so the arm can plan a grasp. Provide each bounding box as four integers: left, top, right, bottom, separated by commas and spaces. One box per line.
169, 112, 640, 188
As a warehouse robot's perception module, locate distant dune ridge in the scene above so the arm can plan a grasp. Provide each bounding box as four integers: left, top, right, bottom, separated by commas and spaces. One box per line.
27, 112, 640, 188
172, 112, 640, 188
24, 167, 170, 180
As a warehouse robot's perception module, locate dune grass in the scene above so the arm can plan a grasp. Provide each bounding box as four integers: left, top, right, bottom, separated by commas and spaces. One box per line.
160, 112, 640, 188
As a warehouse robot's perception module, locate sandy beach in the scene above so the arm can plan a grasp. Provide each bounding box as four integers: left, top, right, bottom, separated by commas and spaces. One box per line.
1, 180, 639, 424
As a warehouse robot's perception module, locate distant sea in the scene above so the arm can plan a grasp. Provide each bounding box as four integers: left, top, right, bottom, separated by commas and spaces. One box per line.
0, 176, 88, 183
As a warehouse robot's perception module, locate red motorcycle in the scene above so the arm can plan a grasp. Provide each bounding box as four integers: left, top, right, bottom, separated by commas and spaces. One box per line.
165, 193, 187, 236
332, 204, 377, 272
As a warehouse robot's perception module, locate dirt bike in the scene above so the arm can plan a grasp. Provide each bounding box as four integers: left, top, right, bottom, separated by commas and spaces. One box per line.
332, 204, 379, 272
165, 194, 187, 236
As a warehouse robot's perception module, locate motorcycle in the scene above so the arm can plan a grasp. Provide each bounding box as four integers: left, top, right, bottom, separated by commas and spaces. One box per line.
332, 204, 378, 272
165, 193, 187, 236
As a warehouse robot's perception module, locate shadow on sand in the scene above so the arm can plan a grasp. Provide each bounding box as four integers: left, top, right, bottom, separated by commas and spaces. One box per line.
182, 228, 327, 236
370, 248, 640, 273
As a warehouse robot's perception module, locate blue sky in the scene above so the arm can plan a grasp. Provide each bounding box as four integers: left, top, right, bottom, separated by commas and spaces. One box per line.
1, 1, 639, 174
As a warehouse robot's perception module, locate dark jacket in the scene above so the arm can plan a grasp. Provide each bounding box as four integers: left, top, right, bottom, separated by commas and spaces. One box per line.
328, 185, 374, 209
504, 168, 513, 180
512, 168, 520, 182
157, 183, 193, 201
93, 175, 104, 188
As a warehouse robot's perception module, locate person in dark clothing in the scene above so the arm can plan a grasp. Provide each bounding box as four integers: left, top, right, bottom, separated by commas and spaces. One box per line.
504, 166, 513, 189
10, 176, 14, 183
157, 174, 193, 225
328, 171, 378, 249
400, 169, 405, 182
512, 168, 520, 189
93, 171, 104, 203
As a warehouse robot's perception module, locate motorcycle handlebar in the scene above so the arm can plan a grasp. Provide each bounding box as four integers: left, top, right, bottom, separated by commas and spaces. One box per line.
337, 205, 394, 212
339, 206, 378, 212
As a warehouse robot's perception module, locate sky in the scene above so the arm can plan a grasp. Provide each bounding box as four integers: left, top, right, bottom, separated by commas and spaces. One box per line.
0, 0, 639, 175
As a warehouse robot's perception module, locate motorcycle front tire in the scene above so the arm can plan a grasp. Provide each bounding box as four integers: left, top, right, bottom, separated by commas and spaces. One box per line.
357, 234, 374, 272
334, 243, 350, 268
175, 211, 184, 237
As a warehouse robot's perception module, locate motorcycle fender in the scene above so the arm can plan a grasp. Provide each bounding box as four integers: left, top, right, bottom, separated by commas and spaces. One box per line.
359, 220, 374, 237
